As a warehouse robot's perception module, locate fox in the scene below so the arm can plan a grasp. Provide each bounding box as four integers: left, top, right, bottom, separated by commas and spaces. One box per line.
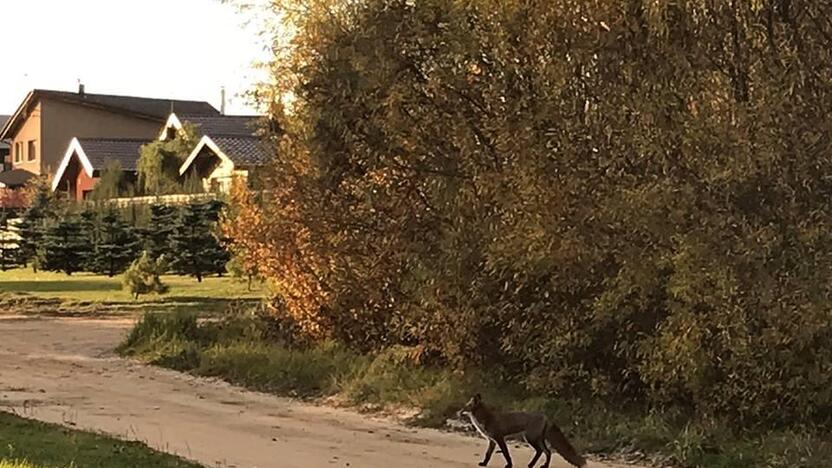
458, 393, 587, 468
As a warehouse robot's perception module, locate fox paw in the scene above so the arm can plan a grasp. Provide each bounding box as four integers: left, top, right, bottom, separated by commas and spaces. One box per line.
478, 463, 488, 467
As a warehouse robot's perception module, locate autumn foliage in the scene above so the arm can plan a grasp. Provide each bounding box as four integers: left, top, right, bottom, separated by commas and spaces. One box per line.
224, 0, 832, 426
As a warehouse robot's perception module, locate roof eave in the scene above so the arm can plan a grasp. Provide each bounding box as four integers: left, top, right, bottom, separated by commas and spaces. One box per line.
0, 91, 36, 140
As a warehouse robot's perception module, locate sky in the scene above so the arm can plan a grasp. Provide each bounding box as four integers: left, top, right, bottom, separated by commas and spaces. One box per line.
0, 0, 270, 116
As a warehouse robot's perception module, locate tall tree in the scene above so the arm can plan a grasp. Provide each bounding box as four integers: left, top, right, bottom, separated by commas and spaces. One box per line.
89, 209, 142, 277
226, 0, 832, 424
144, 204, 179, 261
16, 179, 56, 272
169, 201, 230, 282
41, 215, 91, 276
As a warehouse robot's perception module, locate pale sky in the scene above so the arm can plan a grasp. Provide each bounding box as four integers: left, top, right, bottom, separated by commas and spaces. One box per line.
0, 0, 270, 116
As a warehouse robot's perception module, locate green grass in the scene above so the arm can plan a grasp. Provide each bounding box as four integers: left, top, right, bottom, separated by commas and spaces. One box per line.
0, 411, 201, 468
0, 268, 265, 316
118, 312, 832, 468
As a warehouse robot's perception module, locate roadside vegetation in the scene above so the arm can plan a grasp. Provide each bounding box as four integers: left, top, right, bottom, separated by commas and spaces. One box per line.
0, 411, 201, 468
119, 311, 832, 468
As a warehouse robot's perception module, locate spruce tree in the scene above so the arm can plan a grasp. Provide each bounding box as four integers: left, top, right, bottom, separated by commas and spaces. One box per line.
169, 201, 230, 282
41, 215, 91, 275
144, 204, 178, 261
17, 186, 55, 272
89, 209, 142, 277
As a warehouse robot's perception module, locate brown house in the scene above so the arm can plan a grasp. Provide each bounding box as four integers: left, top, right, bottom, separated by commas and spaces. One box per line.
0, 87, 219, 181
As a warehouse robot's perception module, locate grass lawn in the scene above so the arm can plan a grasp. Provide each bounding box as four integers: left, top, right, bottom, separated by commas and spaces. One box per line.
0, 411, 201, 468
0, 268, 265, 316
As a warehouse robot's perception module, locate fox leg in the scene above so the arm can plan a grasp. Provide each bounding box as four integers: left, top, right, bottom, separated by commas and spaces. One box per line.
495, 437, 513, 468
527, 438, 545, 468
540, 438, 552, 468
480, 439, 496, 466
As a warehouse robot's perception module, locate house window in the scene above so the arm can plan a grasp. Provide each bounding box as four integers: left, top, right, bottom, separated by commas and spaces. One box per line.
13, 143, 20, 163
27, 140, 36, 162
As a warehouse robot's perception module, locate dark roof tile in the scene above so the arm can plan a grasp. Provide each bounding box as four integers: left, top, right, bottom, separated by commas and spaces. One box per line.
212, 136, 270, 167
77, 138, 150, 172
39, 90, 219, 120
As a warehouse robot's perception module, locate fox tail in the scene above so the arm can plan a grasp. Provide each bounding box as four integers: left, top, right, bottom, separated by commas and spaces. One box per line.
545, 422, 587, 467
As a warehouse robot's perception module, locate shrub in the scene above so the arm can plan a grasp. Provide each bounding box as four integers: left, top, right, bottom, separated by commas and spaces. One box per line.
122, 252, 168, 299
226, 0, 832, 427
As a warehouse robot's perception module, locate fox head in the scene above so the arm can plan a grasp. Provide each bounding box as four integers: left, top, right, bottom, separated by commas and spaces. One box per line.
458, 393, 483, 418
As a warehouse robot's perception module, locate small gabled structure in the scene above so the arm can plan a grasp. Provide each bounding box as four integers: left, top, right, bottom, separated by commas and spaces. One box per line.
162, 112, 270, 193
178, 135, 269, 193
51, 137, 149, 200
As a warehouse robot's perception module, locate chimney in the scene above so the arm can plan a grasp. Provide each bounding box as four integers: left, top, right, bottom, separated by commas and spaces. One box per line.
78, 82, 85, 96
220, 86, 226, 115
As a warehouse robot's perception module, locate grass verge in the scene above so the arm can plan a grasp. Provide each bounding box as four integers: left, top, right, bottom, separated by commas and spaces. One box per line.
0, 267, 264, 317
118, 312, 832, 468
0, 411, 201, 468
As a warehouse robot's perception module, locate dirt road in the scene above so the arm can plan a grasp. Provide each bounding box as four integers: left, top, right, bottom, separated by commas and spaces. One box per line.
0, 315, 638, 468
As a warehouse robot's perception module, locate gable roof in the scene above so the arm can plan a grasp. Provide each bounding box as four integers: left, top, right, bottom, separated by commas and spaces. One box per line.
212, 136, 270, 166
1, 89, 219, 140
75, 138, 149, 172
159, 113, 262, 140
51, 137, 149, 191
179, 135, 270, 175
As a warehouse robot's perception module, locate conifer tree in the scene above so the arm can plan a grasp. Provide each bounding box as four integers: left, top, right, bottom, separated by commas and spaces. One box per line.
169, 201, 230, 282
144, 204, 179, 261
89, 209, 142, 277
16, 183, 55, 272
41, 215, 91, 275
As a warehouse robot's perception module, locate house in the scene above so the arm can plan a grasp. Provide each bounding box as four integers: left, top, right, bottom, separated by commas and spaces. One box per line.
0, 86, 219, 181
179, 134, 269, 193
169, 113, 269, 193
51, 138, 149, 200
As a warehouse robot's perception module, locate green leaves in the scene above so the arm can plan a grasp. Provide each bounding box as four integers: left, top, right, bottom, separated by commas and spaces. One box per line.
235, 0, 832, 427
